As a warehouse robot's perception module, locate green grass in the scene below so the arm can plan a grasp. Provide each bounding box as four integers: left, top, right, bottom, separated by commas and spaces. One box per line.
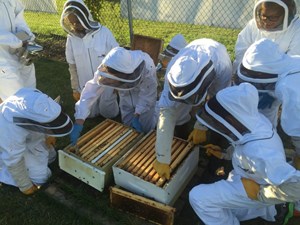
24, 0, 239, 60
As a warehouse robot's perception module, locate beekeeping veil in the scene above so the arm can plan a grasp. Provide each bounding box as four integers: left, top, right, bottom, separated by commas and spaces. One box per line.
234, 38, 300, 93
158, 34, 187, 68
60, 0, 100, 37
196, 83, 273, 144
167, 48, 216, 106
162, 34, 187, 57
96, 47, 145, 90
254, 0, 297, 32
1, 88, 73, 137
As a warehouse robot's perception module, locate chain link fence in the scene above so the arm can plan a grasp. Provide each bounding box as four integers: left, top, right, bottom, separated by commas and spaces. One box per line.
23, 0, 300, 60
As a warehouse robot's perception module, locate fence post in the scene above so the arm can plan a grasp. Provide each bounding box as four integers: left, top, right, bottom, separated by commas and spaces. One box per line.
127, 0, 134, 47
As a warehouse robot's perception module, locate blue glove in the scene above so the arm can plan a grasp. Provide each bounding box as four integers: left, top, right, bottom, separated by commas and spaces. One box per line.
70, 123, 83, 146
258, 93, 275, 110
130, 117, 143, 132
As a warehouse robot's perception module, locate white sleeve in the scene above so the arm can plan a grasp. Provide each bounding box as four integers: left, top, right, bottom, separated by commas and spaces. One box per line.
208, 47, 232, 97
7, 157, 33, 192
286, 19, 300, 56
134, 57, 157, 115
74, 74, 105, 120
2, 129, 33, 191
14, 0, 34, 40
155, 107, 177, 164
233, 20, 256, 72
0, 31, 23, 48
105, 27, 119, 49
69, 63, 80, 92
65, 37, 75, 64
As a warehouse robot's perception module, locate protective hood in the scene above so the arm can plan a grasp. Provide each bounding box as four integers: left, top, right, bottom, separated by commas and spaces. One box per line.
196, 83, 274, 144
167, 49, 215, 106
234, 38, 300, 92
60, 0, 100, 37
254, 0, 296, 32
1, 88, 73, 137
163, 34, 187, 57
276, 71, 300, 136
96, 47, 145, 90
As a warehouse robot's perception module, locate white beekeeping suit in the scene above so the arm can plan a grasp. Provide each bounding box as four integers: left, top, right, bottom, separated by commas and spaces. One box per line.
255, 72, 300, 213
233, 0, 300, 72
61, 0, 119, 118
234, 38, 300, 127
0, 88, 73, 195
0, 0, 36, 101
73, 47, 157, 135
155, 38, 232, 166
189, 83, 300, 225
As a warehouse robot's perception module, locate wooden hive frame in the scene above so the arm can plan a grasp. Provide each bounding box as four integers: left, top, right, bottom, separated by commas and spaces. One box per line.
64, 119, 142, 168
111, 130, 197, 224
114, 130, 194, 188
59, 119, 144, 191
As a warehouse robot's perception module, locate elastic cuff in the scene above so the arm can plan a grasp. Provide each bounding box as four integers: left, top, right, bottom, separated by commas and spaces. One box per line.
194, 121, 208, 131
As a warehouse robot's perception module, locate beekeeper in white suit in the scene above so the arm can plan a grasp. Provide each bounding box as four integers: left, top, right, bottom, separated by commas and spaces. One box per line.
60, 0, 119, 118
233, 0, 300, 72
234, 38, 300, 161
157, 34, 187, 70
0, 0, 36, 102
189, 83, 300, 225
70, 47, 157, 146
0, 88, 73, 195
234, 38, 287, 127
234, 38, 300, 216
153, 38, 232, 179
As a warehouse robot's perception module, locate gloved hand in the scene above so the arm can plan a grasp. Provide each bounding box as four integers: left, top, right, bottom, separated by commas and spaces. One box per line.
22, 184, 39, 195
153, 160, 171, 180
70, 123, 83, 146
188, 129, 207, 144
204, 144, 223, 159
73, 91, 81, 102
258, 93, 275, 110
294, 155, 300, 170
241, 178, 260, 200
45, 136, 56, 148
130, 116, 143, 132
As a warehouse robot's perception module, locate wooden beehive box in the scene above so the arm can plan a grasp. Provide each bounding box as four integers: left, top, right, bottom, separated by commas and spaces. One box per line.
58, 119, 144, 192
112, 130, 199, 205
131, 34, 164, 66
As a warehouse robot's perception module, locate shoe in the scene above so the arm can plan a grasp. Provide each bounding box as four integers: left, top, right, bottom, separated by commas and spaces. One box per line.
274, 203, 294, 225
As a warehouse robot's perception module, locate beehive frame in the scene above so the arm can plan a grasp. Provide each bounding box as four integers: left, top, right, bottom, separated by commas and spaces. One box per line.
58, 119, 144, 191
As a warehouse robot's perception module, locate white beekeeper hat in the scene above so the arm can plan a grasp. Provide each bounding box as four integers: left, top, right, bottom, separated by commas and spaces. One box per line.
235, 38, 291, 92
61, 0, 100, 37
163, 34, 187, 57
96, 47, 145, 90
2, 88, 73, 137
167, 49, 215, 106
196, 83, 263, 143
